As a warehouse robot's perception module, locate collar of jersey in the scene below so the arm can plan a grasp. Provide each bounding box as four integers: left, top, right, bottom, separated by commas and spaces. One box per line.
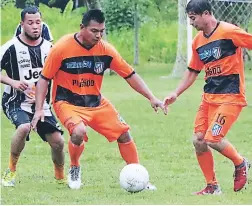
74, 33, 96, 51
203, 21, 220, 39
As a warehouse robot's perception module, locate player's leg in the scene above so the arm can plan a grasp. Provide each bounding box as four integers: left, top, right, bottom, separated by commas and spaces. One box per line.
88, 98, 136, 163
192, 101, 221, 195
117, 132, 139, 164
89, 98, 156, 190
1, 106, 31, 187
35, 114, 65, 183
66, 121, 87, 189
205, 104, 249, 192
53, 101, 89, 189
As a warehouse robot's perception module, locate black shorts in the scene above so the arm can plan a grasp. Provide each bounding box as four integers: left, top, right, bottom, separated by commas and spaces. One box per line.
2, 100, 63, 142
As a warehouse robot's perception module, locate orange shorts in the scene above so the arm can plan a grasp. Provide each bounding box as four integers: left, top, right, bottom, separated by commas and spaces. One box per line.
194, 101, 243, 143
53, 97, 129, 142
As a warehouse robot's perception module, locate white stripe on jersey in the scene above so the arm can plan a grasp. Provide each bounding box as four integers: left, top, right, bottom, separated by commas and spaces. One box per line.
15, 41, 32, 82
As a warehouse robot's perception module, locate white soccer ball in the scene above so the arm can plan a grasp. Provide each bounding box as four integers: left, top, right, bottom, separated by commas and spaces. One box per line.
119, 163, 149, 193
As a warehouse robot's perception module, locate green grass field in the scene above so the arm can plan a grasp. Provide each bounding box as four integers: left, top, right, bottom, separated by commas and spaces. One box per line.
1, 64, 252, 204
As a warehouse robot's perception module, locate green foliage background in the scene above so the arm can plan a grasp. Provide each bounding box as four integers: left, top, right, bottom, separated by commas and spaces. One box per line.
1, 0, 251, 66
1, 1, 178, 65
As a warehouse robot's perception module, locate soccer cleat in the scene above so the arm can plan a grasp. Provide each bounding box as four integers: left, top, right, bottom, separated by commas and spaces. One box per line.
144, 182, 157, 191
193, 184, 222, 195
233, 159, 251, 192
67, 166, 81, 189
1, 168, 16, 187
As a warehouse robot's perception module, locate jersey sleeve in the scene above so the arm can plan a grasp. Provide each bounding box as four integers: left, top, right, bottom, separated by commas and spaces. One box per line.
42, 23, 54, 42
188, 39, 204, 73
229, 25, 252, 49
107, 44, 135, 79
41, 46, 62, 80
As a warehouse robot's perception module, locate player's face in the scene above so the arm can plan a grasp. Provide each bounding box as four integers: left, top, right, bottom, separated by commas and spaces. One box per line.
21, 12, 42, 40
80, 20, 105, 46
187, 12, 206, 31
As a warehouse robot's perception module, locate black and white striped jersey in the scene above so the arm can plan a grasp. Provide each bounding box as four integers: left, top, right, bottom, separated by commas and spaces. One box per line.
14, 22, 53, 42
1, 36, 53, 116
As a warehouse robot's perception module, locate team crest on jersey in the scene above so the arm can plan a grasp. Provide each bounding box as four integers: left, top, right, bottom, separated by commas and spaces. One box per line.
212, 47, 221, 59
212, 123, 222, 136
94, 62, 104, 74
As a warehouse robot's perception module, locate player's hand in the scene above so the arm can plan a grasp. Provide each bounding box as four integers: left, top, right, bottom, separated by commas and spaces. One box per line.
163, 92, 178, 107
31, 110, 45, 131
11, 80, 29, 92
24, 98, 36, 104
149, 97, 168, 115
23, 85, 36, 103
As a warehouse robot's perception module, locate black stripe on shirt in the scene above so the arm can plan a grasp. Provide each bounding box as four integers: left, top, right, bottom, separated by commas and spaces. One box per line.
60, 55, 113, 75
55, 85, 101, 107
204, 74, 240, 94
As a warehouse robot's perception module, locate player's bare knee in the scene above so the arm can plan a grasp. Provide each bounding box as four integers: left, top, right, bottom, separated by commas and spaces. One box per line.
192, 133, 203, 146
71, 133, 85, 145
17, 123, 31, 138
117, 132, 131, 143
192, 132, 207, 152
71, 124, 86, 145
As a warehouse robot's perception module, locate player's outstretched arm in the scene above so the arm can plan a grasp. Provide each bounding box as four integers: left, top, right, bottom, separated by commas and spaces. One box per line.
0, 72, 28, 92
31, 77, 49, 130
125, 73, 167, 115
163, 69, 198, 107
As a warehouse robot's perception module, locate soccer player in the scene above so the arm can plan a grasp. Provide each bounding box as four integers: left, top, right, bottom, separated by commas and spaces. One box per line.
14, 20, 53, 42
1, 6, 65, 187
163, 0, 252, 195
31, 9, 167, 190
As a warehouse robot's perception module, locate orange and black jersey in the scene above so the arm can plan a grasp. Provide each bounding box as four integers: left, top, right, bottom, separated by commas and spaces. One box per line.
189, 21, 252, 106
41, 33, 135, 107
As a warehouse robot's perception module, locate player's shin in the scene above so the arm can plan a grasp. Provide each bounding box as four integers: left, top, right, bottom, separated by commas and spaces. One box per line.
196, 149, 217, 185
46, 133, 65, 180
53, 162, 64, 180
218, 141, 243, 166
118, 140, 139, 164
9, 124, 30, 171
9, 153, 20, 172
68, 139, 85, 167
51, 148, 65, 180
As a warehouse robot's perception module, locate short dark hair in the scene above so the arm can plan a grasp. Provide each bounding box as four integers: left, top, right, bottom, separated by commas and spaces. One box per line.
186, 0, 212, 15
21, 6, 41, 21
81, 9, 105, 26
